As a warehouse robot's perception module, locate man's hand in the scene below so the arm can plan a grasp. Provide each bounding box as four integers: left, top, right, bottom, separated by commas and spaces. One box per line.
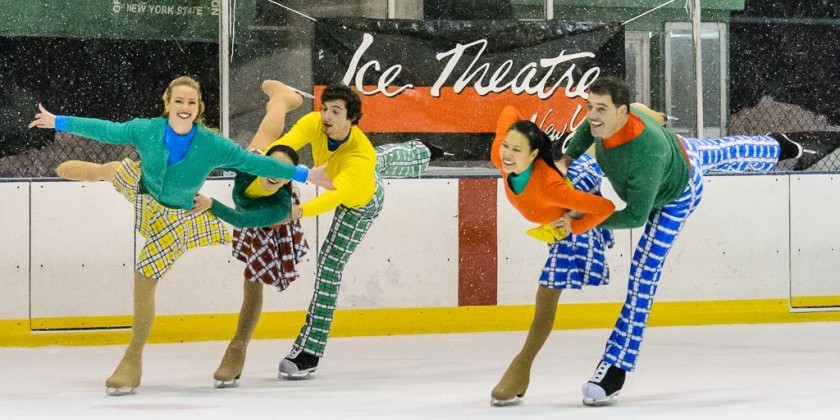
554, 154, 573, 176
307, 163, 335, 190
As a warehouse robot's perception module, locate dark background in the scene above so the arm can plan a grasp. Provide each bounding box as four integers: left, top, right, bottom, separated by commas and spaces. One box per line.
1, 0, 837, 175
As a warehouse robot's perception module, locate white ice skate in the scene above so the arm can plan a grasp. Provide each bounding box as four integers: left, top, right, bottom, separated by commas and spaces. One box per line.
490, 394, 523, 407
213, 376, 240, 389
106, 386, 137, 396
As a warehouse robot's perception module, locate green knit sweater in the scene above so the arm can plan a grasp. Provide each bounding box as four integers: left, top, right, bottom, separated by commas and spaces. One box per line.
210, 171, 292, 228
565, 107, 690, 229
62, 116, 298, 210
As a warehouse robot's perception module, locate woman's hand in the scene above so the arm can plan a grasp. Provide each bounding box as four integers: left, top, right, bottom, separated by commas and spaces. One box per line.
28, 103, 56, 129
550, 214, 573, 233
188, 193, 213, 216
307, 163, 335, 190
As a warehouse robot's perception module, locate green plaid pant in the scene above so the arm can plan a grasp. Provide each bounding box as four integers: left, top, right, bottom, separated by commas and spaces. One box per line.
292, 141, 430, 356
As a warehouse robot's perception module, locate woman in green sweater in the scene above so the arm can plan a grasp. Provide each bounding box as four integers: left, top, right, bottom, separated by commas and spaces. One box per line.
195, 81, 438, 388
27, 76, 333, 396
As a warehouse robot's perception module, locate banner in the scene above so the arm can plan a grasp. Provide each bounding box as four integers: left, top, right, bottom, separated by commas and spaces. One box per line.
0, 0, 254, 42
313, 18, 624, 160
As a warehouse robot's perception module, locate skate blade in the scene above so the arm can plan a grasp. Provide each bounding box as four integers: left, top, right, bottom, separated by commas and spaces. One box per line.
213, 378, 240, 389
582, 395, 617, 407
278, 369, 314, 380
106, 386, 137, 396
490, 395, 523, 407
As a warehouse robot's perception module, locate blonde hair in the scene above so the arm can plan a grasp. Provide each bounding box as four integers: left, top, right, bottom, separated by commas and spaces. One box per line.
161, 76, 206, 123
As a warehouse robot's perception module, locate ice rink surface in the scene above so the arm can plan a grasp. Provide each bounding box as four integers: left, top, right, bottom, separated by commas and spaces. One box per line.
2, 322, 839, 419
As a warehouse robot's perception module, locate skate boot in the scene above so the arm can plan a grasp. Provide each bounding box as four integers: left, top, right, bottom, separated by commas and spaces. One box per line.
770, 132, 804, 162
770, 131, 840, 170
105, 353, 142, 396
581, 360, 625, 406
213, 342, 247, 388
490, 357, 530, 407
419, 141, 451, 161
278, 349, 319, 380
262, 80, 303, 112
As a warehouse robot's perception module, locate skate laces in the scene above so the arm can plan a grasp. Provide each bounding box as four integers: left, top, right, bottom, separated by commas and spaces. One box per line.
590, 361, 611, 382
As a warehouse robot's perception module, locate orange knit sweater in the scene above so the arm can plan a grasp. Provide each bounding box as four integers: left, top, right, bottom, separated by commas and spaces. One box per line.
491, 106, 615, 234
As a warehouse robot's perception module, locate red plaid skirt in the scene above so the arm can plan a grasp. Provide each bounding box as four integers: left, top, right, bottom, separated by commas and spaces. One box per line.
231, 194, 309, 291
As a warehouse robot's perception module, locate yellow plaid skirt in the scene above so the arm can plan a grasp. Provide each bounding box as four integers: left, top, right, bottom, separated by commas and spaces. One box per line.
112, 159, 231, 279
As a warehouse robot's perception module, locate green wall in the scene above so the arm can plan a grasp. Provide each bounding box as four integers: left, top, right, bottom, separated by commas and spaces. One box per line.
0, 0, 254, 42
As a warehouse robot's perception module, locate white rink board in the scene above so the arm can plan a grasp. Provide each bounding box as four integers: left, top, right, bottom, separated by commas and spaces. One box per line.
8, 174, 840, 322
790, 174, 840, 304
29, 181, 135, 319
327, 178, 460, 309
0, 183, 30, 319
655, 175, 790, 301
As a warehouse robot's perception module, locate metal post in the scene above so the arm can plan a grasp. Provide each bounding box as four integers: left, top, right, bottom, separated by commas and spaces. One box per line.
388, 0, 396, 19
692, 0, 703, 139
219, 0, 231, 137
545, 0, 554, 20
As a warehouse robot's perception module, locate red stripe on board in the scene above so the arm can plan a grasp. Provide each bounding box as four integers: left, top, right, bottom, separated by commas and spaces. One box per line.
458, 178, 497, 306
313, 85, 585, 133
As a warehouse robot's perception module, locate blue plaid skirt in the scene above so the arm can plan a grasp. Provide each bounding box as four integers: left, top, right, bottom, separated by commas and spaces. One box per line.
538, 153, 614, 289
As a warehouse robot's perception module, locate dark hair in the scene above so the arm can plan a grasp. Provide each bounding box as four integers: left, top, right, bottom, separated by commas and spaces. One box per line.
264, 143, 299, 194
588, 76, 630, 111
508, 120, 563, 177
321, 83, 362, 125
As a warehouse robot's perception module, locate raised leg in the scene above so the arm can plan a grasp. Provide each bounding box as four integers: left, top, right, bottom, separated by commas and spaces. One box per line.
248, 80, 304, 151
55, 160, 121, 182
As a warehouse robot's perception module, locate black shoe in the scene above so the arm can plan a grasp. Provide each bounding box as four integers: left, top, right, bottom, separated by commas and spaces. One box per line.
420, 141, 446, 161
581, 360, 626, 406
278, 350, 319, 380
784, 131, 840, 170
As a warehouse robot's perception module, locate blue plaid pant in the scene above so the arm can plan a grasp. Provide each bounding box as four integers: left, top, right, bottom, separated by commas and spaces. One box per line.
603, 135, 780, 371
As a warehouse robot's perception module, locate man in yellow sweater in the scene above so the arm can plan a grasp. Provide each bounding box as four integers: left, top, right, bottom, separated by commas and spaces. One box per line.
269, 83, 433, 378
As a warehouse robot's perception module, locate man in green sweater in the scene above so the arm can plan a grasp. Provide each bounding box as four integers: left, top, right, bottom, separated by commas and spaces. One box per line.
557, 76, 836, 406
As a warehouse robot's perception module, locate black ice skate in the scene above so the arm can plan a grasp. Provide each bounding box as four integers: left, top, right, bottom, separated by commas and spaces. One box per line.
770, 131, 840, 170
581, 360, 626, 406
278, 350, 319, 380
420, 141, 452, 161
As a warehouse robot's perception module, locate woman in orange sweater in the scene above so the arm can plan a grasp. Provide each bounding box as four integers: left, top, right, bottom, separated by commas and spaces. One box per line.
490, 106, 615, 406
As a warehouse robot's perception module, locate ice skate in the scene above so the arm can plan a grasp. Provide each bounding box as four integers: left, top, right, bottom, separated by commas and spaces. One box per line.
769, 131, 840, 170
278, 349, 319, 380
581, 360, 625, 406
105, 354, 141, 396
262, 80, 303, 113
213, 343, 246, 388
419, 141, 452, 161
490, 357, 530, 407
